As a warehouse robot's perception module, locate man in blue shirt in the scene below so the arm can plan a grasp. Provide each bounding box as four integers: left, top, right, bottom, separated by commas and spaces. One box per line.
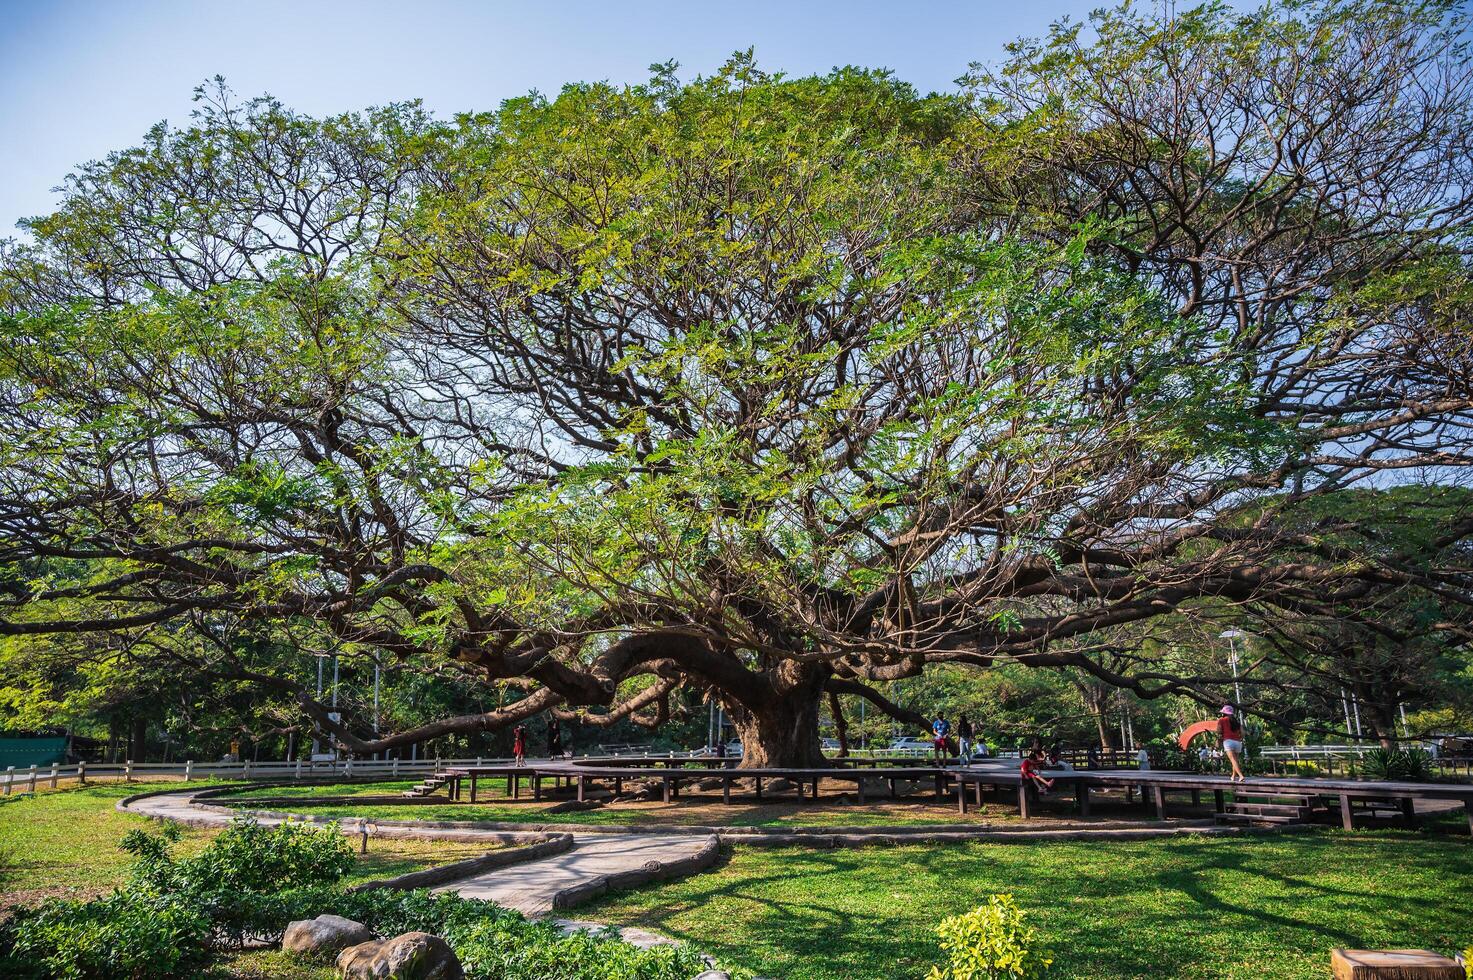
931, 713, 951, 763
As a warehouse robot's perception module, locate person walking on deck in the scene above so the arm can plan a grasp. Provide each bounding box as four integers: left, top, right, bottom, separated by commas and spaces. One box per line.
956, 714, 974, 765
1217, 705, 1246, 781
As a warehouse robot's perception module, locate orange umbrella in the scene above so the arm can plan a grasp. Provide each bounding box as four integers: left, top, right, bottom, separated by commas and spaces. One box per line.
1177, 719, 1219, 750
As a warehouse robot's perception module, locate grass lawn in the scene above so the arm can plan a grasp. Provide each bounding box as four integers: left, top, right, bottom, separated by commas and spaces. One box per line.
213, 950, 335, 980
12, 781, 1472, 979
581, 830, 1473, 980
0, 783, 494, 908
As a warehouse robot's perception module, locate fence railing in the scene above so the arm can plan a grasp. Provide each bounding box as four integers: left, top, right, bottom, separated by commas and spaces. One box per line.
8, 743, 1470, 796
0, 756, 528, 796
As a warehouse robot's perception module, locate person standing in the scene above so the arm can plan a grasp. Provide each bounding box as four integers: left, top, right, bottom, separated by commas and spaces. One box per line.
931, 713, 952, 763
1217, 705, 1246, 781
512, 724, 527, 767
547, 720, 563, 758
956, 714, 974, 765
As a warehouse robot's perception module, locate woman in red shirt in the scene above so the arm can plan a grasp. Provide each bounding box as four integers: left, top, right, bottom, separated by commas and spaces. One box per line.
1217, 705, 1245, 782
512, 724, 527, 767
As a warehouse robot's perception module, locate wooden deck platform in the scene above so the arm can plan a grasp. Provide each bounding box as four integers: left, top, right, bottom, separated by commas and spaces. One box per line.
442, 763, 957, 805
434, 758, 1473, 836
951, 765, 1473, 832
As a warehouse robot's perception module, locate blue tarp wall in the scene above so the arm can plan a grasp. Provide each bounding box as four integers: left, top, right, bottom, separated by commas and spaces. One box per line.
0, 737, 68, 768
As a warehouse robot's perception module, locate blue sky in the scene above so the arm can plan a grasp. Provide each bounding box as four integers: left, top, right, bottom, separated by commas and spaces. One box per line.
0, 1, 1104, 234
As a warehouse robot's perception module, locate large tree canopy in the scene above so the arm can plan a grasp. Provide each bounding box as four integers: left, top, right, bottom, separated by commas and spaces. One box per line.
2, 2, 1471, 766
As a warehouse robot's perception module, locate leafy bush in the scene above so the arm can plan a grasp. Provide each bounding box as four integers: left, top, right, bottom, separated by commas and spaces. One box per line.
2, 819, 721, 980
323, 889, 714, 980
120, 816, 355, 946
124, 816, 354, 895
1145, 739, 1197, 772
927, 893, 1051, 980
1361, 748, 1434, 782
3, 892, 213, 980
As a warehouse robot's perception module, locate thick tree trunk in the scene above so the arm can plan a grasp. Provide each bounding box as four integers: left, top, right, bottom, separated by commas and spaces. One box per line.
725, 662, 831, 768
1366, 702, 1400, 750
730, 697, 827, 768
129, 716, 147, 762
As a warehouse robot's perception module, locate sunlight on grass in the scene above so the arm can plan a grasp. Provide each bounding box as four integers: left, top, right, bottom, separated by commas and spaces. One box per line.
581, 832, 1473, 980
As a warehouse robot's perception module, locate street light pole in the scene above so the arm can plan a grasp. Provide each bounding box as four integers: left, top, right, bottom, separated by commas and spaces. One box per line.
313, 655, 325, 756
373, 657, 381, 761
1219, 630, 1245, 705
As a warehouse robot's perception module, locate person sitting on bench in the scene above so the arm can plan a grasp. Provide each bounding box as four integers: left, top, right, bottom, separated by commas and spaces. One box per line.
1021, 748, 1055, 795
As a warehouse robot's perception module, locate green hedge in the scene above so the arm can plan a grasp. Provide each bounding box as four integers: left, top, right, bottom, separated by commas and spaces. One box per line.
0, 818, 720, 980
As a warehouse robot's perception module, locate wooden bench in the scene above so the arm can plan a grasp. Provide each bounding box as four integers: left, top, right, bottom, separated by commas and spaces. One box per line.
1331, 949, 1463, 979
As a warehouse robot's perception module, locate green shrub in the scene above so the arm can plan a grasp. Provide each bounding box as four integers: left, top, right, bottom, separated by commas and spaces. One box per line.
927, 893, 1051, 980
2, 820, 721, 980
121, 816, 355, 946
328, 888, 713, 980
4, 892, 213, 980
124, 816, 354, 896
1362, 748, 1434, 782
1145, 739, 1197, 772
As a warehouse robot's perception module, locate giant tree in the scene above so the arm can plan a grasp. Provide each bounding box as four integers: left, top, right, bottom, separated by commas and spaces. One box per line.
2, 3, 1472, 766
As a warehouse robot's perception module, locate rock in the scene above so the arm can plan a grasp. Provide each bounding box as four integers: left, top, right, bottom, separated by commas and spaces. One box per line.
694, 971, 733, 980
281, 914, 374, 960
694, 777, 727, 791
337, 932, 464, 980
764, 777, 795, 792
545, 798, 601, 813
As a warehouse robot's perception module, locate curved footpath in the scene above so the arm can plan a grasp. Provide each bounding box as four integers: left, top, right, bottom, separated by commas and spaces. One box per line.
121, 783, 1281, 919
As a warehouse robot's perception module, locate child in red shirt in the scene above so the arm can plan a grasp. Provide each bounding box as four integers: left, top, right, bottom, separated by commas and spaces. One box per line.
1021, 748, 1055, 794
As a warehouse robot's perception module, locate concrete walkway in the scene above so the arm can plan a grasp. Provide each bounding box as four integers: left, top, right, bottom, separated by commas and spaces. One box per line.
435, 833, 716, 916
121, 788, 718, 917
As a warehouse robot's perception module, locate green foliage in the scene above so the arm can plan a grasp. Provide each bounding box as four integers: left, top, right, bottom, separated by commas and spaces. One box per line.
121, 817, 355, 946
1, 816, 724, 980
1144, 738, 1198, 772
2, 892, 213, 980
1360, 748, 1435, 783
927, 893, 1052, 980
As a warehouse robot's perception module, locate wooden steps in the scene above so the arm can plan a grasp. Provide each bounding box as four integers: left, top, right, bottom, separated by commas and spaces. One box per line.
1216, 792, 1320, 827
401, 774, 452, 798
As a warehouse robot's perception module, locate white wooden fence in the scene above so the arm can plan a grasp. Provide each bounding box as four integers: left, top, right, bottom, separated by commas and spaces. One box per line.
0, 756, 511, 796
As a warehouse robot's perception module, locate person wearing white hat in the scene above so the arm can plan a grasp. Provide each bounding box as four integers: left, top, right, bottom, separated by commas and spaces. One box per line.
1216, 705, 1246, 782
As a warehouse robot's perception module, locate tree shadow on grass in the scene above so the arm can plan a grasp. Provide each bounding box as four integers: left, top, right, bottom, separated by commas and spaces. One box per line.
585, 833, 1473, 980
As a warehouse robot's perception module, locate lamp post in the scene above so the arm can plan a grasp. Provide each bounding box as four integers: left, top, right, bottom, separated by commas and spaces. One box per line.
1219, 630, 1245, 705
312, 654, 326, 757
372, 656, 381, 760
